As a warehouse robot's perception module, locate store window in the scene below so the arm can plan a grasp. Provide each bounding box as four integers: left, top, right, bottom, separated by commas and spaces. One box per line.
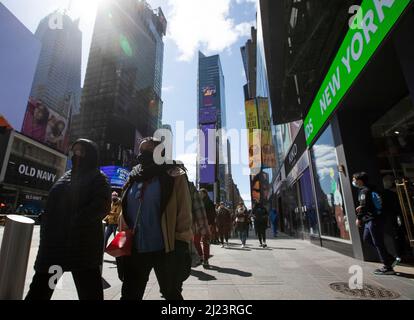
311, 125, 351, 241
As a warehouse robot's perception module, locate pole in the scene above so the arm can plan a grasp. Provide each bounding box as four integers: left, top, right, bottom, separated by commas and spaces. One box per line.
0, 215, 35, 300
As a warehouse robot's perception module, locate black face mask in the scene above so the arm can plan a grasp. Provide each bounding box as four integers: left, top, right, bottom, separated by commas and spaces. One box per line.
138, 151, 154, 166
72, 155, 85, 170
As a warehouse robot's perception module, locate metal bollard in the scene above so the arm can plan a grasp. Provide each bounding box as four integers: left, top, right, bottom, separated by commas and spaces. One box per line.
0, 215, 35, 300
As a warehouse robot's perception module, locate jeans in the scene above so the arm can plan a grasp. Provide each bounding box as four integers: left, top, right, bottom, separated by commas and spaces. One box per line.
193, 234, 210, 261
25, 268, 103, 300
257, 229, 267, 244
121, 250, 170, 300
271, 221, 278, 236
104, 224, 118, 248
363, 220, 394, 268
121, 242, 191, 301
239, 230, 248, 245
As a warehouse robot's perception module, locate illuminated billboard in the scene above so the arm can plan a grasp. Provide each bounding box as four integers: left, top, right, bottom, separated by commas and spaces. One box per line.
199, 123, 216, 184
21, 98, 70, 153
101, 166, 130, 188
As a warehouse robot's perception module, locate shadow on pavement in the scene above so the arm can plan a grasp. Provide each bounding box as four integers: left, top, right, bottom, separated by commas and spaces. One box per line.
207, 265, 253, 277
190, 270, 217, 281
225, 247, 252, 251
395, 272, 414, 279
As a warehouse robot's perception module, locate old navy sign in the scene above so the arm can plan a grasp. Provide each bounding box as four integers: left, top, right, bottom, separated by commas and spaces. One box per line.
18, 164, 56, 183
304, 0, 412, 145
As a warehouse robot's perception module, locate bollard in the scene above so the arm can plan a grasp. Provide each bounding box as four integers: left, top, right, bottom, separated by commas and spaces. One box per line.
0, 215, 35, 300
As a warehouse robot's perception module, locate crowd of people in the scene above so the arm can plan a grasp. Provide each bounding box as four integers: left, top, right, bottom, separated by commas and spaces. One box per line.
3, 134, 404, 301
21, 136, 280, 301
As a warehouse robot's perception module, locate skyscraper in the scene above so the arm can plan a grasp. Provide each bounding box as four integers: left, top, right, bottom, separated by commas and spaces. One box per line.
30, 11, 82, 118
74, 0, 166, 168
0, 3, 41, 130
197, 52, 228, 202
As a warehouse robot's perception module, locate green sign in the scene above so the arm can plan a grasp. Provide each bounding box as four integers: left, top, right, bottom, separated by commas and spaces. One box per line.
304, 0, 412, 145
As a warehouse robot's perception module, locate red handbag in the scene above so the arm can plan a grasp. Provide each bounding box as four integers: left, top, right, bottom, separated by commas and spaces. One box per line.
105, 230, 134, 258
105, 183, 147, 258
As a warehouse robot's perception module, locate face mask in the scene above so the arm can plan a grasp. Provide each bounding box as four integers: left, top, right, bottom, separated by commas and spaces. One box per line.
138, 151, 154, 166
72, 155, 82, 169
352, 181, 359, 188
112, 197, 118, 202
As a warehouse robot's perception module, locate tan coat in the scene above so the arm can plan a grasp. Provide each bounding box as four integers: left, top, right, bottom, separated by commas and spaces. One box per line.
118, 168, 193, 253
104, 201, 122, 225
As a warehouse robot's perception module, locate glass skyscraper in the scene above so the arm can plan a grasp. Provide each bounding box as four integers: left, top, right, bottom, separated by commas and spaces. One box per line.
74, 0, 167, 168
30, 11, 82, 118
197, 52, 228, 202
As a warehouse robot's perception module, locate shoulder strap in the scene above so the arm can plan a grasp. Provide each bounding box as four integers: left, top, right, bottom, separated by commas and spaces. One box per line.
132, 181, 149, 234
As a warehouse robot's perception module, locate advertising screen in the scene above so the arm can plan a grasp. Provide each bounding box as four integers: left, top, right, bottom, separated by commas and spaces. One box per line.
245, 99, 261, 170
199, 106, 217, 124
257, 98, 277, 169
21, 98, 70, 153
202, 85, 216, 107
101, 166, 130, 188
199, 123, 216, 184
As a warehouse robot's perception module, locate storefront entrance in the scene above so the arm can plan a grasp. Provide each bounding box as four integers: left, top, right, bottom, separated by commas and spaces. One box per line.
371, 95, 414, 260
284, 168, 320, 241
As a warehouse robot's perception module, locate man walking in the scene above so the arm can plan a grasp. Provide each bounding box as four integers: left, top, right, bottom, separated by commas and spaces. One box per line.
353, 172, 400, 275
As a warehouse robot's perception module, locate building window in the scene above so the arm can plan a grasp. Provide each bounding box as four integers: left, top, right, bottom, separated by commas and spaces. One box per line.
311, 125, 351, 241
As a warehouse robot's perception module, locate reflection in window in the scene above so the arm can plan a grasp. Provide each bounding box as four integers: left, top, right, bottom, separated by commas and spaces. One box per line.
311, 126, 350, 241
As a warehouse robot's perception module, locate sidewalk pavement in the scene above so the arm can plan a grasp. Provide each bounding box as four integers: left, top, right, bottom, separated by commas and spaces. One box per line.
1, 226, 413, 300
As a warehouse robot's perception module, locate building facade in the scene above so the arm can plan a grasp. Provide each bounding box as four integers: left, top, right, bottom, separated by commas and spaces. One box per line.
197, 52, 228, 203
0, 3, 41, 131
259, 0, 414, 262
29, 11, 81, 118
73, 0, 167, 168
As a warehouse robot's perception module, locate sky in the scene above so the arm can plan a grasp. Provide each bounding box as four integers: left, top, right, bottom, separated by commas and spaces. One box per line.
1, 0, 257, 208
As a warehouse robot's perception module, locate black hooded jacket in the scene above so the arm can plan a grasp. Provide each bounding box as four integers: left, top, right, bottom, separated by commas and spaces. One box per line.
34, 139, 111, 273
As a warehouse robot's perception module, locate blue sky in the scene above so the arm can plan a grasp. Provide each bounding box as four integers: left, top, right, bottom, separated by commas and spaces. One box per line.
1, 0, 256, 207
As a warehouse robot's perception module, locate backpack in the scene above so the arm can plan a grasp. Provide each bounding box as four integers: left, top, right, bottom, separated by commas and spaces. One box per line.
371, 191, 383, 215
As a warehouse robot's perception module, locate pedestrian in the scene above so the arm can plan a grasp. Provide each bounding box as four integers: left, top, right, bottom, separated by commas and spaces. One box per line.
216, 202, 232, 248
382, 175, 406, 261
200, 189, 217, 245
25, 139, 111, 300
118, 137, 192, 300
103, 191, 122, 248
269, 207, 278, 237
234, 203, 250, 248
188, 183, 211, 268
252, 202, 269, 248
353, 172, 400, 275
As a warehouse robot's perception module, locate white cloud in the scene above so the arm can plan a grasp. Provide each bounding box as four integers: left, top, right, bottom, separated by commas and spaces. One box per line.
313, 144, 338, 179
166, 0, 256, 61
176, 153, 197, 183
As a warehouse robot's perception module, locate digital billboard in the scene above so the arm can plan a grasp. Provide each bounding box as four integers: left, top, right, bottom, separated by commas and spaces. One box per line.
199, 106, 217, 124
257, 98, 277, 169
21, 98, 70, 153
101, 166, 130, 188
199, 123, 216, 184
245, 99, 261, 170
202, 85, 217, 107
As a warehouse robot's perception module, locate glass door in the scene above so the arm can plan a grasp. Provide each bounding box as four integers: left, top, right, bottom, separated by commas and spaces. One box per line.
298, 168, 320, 241
371, 96, 414, 258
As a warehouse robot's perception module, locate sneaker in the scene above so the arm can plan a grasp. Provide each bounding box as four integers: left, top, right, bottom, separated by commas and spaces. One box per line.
241, 244, 245, 248
263, 243, 268, 248
374, 267, 395, 275
221, 244, 225, 248
203, 260, 209, 268
392, 257, 401, 269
